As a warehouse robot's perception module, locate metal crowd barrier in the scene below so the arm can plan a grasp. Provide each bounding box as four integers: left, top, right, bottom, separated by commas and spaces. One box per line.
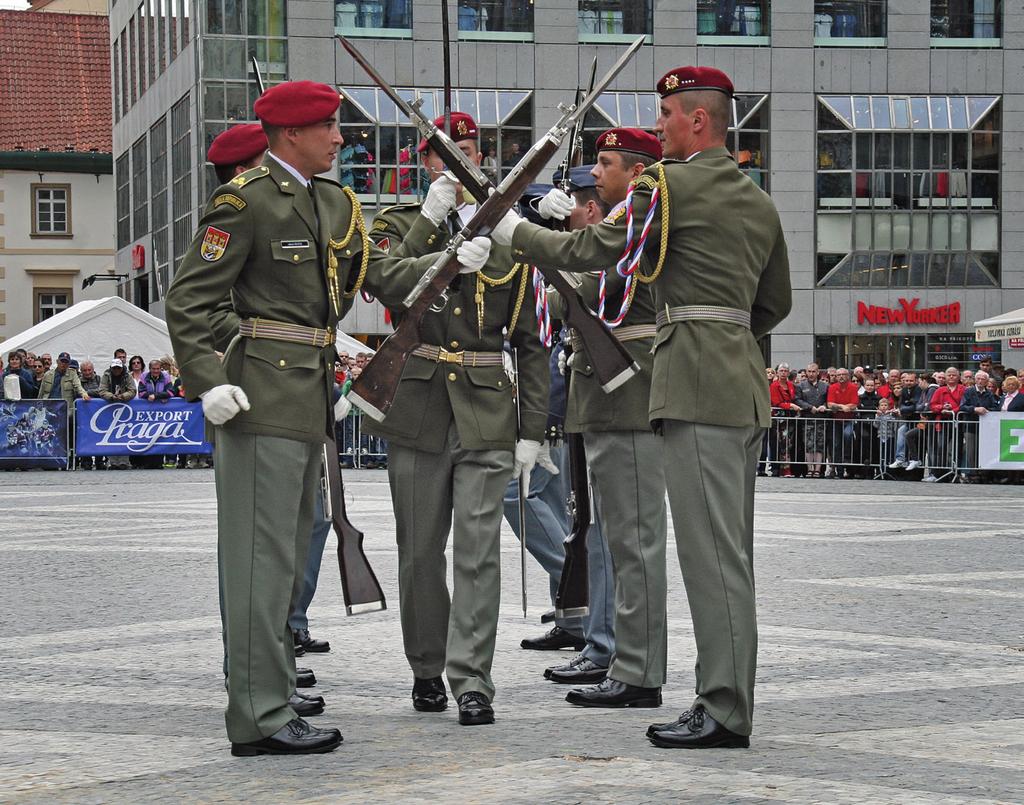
335, 411, 388, 470
764, 410, 1017, 483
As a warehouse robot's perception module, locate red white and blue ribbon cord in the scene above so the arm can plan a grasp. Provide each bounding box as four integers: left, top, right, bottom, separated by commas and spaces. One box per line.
531, 266, 553, 347
361, 290, 375, 304
597, 181, 661, 327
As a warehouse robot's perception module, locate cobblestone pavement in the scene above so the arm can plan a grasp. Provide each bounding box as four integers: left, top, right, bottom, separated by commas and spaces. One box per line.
2, 469, 1023, 804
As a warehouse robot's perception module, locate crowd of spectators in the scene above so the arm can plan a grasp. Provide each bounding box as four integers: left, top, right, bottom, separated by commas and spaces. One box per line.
2, 345, 387, 470
766, 357, 1023, 484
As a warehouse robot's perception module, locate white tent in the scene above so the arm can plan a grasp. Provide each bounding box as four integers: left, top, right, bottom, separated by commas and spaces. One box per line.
974, 307, 1024, 341
0, 297, 171, 368
1, 296, 373, 367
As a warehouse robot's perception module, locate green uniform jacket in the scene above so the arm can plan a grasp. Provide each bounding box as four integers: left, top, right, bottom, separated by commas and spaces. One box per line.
511, 147, 791, 429
552, 268, 656, 434
360, 203, 549, 453
165, 157, 431, 444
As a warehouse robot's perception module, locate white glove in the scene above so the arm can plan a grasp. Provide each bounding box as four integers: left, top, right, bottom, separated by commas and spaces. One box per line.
201, 384, 250, 425
421, 174, 458, 226
489, 208, 522, 246
536, 442, 560, 476
334, 394, 352, 421
537, 187, 573, 221
513, 438, 542, 489
456, 236, 491, 274
557, 349, 567, 376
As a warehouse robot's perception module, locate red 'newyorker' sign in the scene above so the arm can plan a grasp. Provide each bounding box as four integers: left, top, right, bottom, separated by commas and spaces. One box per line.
857, 298, 961, 326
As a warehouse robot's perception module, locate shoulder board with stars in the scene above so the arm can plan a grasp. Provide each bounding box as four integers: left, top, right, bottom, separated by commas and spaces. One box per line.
603, 206, 628, 225
229, 165, 270, 188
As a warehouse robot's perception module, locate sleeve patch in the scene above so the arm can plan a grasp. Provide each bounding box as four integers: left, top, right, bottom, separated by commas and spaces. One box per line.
200, 226, 231, 262
213, 193, 246, 211
603, 207, 628, 224
371, 219, 390, 232
374, 236, 391, 254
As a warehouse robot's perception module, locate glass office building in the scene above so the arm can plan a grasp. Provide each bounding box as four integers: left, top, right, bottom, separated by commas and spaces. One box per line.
110, 0, 1024, 370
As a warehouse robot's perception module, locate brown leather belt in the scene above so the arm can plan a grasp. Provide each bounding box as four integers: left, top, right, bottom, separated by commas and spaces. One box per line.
239, 318, 334, 348
412, 344, 504, 367
656, 305, 751, 329
569, 323, 657, 353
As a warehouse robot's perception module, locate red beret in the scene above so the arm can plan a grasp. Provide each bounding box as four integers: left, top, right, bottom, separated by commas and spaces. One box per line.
254, 80, 341, 127
207, 124, 268, 167
417, 111, 479, 153
595, 128, 662, 161
657, 66, 734, 98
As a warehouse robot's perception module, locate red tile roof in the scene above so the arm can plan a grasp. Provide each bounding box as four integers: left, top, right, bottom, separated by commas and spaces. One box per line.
0, 10, 111, 153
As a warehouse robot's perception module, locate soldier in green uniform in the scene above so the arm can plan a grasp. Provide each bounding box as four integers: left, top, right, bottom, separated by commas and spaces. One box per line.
166, 82, 493, 755
364, 112, 550, 726
536, 129, 669, 706
490, 66, 792, 748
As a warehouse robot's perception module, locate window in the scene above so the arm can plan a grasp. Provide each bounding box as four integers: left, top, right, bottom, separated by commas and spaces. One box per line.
151, 116, 170, 301
814, 0, 886, 44
583, 92, 770, 189
202, 0, 287, 179
116, 153, 131, 249
337, 87, 533, 207
816, 95, 1000, 288
335, 0, 412, 37
697, 0, 770, 44
457, 1, 533, 39
171, 93, 193, 270
931, 0, 1000, 45
814, 334, 1001, 373
137, 3, 147, 96
128, 17, 137, 105
578, 0, 651, 41
35, 290, 71, 324
132, 135, 149, 239
31, 185, 71, 237
113, 40, 122, 121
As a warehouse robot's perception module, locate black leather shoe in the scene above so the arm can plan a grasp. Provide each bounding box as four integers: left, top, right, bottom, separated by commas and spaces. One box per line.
294, 628, 330, 653
546, 655, 608, 684
520, 626, 586, 651
294, 642, 306, 657
646, 708, 694, 738
412, 676, 448, 712
296, 668, 317, 688
288, 691, 325, 717
457, 692, 494, 725
565, 677, 662, 708
293, 690, 325, 706
648, 705, 749, 749
231, 718, 343, 756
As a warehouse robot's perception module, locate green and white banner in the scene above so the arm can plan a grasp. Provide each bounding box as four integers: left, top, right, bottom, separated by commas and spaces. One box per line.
979, 412, 1024, 469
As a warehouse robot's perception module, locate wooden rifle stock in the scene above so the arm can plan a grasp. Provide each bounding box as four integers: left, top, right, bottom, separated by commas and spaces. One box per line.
348, 134, 564, 421
323, 441, 386, 615
553, 430, 590, 619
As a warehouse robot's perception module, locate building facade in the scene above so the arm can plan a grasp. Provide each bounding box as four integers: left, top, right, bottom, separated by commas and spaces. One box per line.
0, 10, 116, 344
111, 0, 1024, 371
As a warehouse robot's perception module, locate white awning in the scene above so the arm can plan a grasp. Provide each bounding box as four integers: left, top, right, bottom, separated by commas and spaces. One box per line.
974, 308, 1024, 341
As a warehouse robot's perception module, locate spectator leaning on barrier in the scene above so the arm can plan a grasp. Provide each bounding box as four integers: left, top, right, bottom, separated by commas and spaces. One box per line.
826, 368, 859, 479
139, 360, 175, 402
924, 367, 963, 481
959, 370, 1000, 482
891, 372, 924, 470
79, 361, 100, 395
30, 358, 46, 389
38, 352, 91, 404
3, 352, 38, 399
769, 366, 799, 477
795, 362, 830, 478
874, 397, 898, 468
128, 355, 145, 389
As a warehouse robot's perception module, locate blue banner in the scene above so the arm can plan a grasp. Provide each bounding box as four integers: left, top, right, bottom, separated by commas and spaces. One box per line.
75, 399, 212, 456
0, 399, 69, 468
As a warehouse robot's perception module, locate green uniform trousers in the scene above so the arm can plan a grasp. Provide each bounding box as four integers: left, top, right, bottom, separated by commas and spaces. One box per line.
662, 420, 762, 737
584, 429, 668, 688
387, 423, 514, 701
214, 428, 321, 743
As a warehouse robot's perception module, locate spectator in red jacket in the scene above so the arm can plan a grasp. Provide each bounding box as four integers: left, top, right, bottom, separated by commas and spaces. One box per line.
769, 368, 800, 476
922, 366, 963, 481
827, 368, 859, 478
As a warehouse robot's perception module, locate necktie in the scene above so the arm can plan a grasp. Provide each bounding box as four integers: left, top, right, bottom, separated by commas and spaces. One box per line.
308, 183, 320, 231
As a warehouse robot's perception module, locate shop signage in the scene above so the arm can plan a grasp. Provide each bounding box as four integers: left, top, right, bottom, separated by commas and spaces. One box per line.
857, 298, 960, 326
1009, 338, 1024, 349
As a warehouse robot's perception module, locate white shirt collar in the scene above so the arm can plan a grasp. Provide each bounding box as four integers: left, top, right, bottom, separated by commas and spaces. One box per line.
267, 151, 311, 188
684, 150, 702, 163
